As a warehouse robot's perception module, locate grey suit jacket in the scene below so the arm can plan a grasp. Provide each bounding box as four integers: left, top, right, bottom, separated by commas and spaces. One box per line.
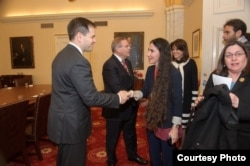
48, 44, 119, 144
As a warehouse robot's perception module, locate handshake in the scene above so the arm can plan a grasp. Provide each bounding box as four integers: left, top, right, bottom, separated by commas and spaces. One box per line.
117, 90, 143, 104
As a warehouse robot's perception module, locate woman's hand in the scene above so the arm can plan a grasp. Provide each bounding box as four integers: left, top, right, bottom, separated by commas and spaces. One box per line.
133, 90, 143, 100
168, 125, 179, 144
229, 93, 239, 108
193, 95, 205, 108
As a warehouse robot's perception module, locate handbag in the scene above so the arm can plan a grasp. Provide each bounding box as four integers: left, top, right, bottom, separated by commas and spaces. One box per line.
154, 127, 183, 141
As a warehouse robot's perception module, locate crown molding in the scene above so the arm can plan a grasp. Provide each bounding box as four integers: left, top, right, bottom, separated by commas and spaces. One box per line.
0, 10, 154, 23
166, 5, 184, 12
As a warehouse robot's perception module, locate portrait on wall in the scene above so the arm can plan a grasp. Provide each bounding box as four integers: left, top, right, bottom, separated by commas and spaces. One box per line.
192, 29, 200, 58
10, 36, 35, 68
114, 32, 144, 69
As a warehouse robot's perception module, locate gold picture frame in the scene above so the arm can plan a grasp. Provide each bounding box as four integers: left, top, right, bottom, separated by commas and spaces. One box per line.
114, 32, 144, 69
10, 36, 35, 68
192, 29, 200, 58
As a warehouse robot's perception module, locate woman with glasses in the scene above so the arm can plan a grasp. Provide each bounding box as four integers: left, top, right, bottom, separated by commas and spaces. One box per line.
184, 40, 250, 149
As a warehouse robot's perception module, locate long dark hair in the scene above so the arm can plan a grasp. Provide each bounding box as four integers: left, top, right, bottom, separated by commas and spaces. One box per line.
144, 38, 172, 130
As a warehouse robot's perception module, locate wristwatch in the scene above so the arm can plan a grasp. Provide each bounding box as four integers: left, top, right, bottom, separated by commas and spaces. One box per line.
173, 124, 180, 128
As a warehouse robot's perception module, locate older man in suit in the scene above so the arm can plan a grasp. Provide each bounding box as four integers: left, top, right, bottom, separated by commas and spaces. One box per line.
102, 37, 148, 166
48, 17, 130, 166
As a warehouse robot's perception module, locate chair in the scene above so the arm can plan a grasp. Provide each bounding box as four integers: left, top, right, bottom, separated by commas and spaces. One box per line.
25, 93, 51, 160
14, 76, 32, 87
0, 100, 31, 166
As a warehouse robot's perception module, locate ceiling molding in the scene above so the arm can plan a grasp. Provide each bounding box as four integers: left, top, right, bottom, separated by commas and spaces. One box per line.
166, 5, 185, 12
0, 10, 154, 23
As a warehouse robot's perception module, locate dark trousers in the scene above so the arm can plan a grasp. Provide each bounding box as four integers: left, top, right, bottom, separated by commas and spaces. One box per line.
147, 129, 174, 166
106, 114, 137, 164
57, 141, 87, 166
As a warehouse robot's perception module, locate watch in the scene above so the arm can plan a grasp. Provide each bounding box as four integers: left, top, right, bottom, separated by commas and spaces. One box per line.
173, 124, 180, 128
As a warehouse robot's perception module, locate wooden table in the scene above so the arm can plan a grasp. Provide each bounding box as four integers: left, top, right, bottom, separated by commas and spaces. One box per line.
0, 84, 51, 106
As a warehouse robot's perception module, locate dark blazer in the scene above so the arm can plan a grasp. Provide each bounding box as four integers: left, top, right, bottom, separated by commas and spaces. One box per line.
172, 59, 198, 115
243, 40, 250, 52
183, 84, 238, 149
48, 44, 120, 144
141, 65, 155, 98
102, 55, 137, 120
203, 72, 250, 149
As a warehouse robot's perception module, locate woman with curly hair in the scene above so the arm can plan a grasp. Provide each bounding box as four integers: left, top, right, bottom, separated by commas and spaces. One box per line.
133, 38, 182, 165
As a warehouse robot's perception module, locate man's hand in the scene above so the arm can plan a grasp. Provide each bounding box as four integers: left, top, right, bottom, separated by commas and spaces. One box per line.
117, 90, 130, 104
128, 90, 134, 98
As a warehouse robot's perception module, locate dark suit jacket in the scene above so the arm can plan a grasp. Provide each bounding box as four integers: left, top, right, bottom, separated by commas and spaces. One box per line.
243, 40, 250, 52
141, 65, 155, 98
48, 44, 120, 144
183, 84, 238, 149
102, 55, 137, 120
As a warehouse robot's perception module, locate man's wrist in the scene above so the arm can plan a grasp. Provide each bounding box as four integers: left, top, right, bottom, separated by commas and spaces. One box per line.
129, 90, 134, 98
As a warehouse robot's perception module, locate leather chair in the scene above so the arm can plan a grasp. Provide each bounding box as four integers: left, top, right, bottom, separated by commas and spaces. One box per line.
14, 77, 32, 87
25, 93, 51, 160
0, 100, 31, 166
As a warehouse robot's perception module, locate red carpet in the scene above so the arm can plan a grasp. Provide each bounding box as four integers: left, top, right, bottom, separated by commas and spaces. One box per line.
7, 107, 149, 166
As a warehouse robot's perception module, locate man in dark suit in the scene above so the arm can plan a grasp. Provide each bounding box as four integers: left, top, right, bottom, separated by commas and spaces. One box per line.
48, 17, 130, 166
102, 37, 148, 166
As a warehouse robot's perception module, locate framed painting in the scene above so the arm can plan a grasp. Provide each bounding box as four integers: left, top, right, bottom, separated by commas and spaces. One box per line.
10, 36, 35, 68
114, 32, 144, 69
192, 29, 200, 58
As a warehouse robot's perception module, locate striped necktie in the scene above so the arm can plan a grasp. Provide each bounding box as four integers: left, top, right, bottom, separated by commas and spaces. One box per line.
121, 59, 130, 74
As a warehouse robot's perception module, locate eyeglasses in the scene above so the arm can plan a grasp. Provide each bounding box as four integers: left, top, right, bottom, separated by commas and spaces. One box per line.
119, 45, 132, 48
225, 52, 245, 59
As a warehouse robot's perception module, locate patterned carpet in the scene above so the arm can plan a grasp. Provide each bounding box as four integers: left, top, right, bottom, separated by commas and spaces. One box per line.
7, 107, 149, 166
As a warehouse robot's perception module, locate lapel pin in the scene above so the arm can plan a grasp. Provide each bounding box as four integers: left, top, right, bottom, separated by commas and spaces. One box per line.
239, 77, 245, 82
